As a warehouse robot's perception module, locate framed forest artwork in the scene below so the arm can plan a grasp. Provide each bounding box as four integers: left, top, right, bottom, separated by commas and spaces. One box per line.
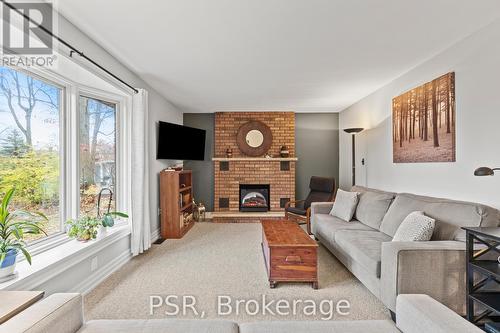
392, 72, 456, 163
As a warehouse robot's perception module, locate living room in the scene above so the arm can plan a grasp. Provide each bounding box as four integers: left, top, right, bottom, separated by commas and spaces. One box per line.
0, 1, 499, 333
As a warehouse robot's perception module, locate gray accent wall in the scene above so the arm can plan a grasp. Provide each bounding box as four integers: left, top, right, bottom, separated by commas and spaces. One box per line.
183, 113, 339, 210
183, 113, 215, 211
295, 113, 339, 200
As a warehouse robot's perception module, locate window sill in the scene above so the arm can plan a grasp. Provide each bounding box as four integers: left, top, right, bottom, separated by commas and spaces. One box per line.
0, 225, 131, 291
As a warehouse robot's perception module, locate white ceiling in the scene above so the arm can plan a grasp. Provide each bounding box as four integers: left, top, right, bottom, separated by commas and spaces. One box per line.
58, 0, 500, 113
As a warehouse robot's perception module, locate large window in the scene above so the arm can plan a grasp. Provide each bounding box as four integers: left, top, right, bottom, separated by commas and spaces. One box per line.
79, 96, 116, 217
0, 65, 126, 247
0, 67, 62, 242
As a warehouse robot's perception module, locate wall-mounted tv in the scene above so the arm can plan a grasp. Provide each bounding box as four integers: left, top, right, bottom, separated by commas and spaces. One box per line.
157, 121, 206, 161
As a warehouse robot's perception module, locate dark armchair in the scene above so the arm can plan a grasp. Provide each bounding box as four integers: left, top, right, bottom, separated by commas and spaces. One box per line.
285, 176, 336, 234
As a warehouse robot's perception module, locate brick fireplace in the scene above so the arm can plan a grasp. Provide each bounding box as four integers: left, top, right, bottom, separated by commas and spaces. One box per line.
213, 112, 296, 217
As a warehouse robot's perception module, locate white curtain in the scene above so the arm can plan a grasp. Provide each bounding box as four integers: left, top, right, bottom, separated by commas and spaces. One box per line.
131, 89, 151, 255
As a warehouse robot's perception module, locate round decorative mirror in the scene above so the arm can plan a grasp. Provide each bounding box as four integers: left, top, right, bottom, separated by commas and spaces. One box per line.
236, 121, 273, 156
246, 130, 264, 148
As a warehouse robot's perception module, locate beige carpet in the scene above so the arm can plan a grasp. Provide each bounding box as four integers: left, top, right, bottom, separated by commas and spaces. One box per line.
84, 223, 390, 322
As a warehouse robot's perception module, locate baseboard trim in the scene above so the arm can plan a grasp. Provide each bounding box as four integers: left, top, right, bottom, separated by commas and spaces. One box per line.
74, 251, 132, 295
151, 228, 160, 243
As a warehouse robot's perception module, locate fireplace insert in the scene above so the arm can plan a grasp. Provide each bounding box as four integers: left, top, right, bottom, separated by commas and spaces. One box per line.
239, 184, 270, 212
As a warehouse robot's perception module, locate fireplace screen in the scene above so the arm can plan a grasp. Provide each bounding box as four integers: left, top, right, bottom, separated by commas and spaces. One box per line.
239, 184, 270, 212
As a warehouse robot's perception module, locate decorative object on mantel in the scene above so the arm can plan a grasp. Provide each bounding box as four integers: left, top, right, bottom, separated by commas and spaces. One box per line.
236, 120, 273, 156
0, 188, 47, 281
226, 148, 233, 158
280, 145, 290, 158
393, 72, 456, 163
344, 128, 364, 186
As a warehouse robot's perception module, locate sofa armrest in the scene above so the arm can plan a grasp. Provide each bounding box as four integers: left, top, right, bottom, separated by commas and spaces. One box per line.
310, 202, 333, 216
380, 241, 466, 313
310, 202, 334, 235
396, 294, 482, 333
0, 293, 83, 333
284, 200, 305, 209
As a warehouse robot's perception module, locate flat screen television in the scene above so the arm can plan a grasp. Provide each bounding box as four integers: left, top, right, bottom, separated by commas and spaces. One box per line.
157, 121, 206, 160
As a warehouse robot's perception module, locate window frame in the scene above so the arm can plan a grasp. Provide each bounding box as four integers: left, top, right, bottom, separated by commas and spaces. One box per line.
1, 65, 71, 249
1, 65, 132, 258
76, 86, 128, 222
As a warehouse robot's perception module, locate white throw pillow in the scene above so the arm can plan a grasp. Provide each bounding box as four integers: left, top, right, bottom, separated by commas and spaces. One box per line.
329, 189, 359, 222
392, 211, 435, 242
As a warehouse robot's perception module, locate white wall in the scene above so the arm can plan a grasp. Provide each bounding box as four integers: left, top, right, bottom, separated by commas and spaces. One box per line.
339, 19, 500, 209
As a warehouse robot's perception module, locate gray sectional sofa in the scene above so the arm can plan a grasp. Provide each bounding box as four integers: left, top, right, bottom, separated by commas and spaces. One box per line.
0, 293, 482, 333
310, 186, 500, 314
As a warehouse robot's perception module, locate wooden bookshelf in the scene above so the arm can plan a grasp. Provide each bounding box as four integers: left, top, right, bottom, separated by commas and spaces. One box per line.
159, 169, 194, 239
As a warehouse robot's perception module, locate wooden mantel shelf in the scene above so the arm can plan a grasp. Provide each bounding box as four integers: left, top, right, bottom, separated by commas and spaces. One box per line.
212, 157, 298, 162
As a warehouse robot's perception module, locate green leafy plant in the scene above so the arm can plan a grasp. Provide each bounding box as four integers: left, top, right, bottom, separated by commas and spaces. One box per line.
66, 211, 128, 241
66, 216, 100, 241
0, 188, 47, 265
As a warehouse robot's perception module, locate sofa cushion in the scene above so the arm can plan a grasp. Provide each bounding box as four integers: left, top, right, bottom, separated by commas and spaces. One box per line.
335, 230, 392, 277
392, 211, 435, 241
240, 320, 399, 333
352, 186, 395, 230
329, 189, 359, 222
78, 319, 239, 333
313, 214, 374, 241
380, 193, 500, 241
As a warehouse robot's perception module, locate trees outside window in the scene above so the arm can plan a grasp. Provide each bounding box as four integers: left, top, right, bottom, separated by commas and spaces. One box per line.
0, 67, 61, 242
79, 96, 116, 217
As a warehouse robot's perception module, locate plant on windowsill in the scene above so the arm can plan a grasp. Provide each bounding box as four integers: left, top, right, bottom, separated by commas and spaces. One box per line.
0, 188, 47, 280
66, 211, 128, 242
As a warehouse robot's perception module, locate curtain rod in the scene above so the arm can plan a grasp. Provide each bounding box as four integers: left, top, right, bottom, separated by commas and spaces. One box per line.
1, 0, 139, 94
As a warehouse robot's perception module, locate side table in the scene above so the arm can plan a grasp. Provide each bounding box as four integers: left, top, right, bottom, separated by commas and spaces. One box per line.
463, 227, 500, 328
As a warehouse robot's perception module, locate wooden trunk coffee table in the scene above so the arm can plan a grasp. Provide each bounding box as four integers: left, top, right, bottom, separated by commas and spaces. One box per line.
261, 219, 318, 289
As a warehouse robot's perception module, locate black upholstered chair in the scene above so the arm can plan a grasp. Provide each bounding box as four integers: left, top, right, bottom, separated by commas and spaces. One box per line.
285, 176, 336, 234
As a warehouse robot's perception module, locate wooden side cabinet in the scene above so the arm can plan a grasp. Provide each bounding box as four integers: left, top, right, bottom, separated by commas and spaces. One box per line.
160, 170, 194, 239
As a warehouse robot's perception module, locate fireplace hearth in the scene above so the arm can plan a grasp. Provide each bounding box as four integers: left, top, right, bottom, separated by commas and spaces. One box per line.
239, 184, 270, 212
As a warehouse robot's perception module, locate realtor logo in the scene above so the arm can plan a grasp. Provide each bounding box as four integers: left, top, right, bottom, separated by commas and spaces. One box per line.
1, 1, 57, 67
2, 1, 53, 54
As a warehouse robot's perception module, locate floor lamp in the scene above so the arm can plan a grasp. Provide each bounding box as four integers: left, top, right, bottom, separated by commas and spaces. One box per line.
344, 128, 364, 186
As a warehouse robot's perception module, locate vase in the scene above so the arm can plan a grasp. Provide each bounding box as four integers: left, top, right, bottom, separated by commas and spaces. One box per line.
0, 249, 17, 278
280, 145, 289, 158
97, 225, 108, 239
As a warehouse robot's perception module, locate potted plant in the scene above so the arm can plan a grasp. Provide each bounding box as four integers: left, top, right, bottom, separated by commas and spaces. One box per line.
66, 211, 128, 242
0, 188, 47, 279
